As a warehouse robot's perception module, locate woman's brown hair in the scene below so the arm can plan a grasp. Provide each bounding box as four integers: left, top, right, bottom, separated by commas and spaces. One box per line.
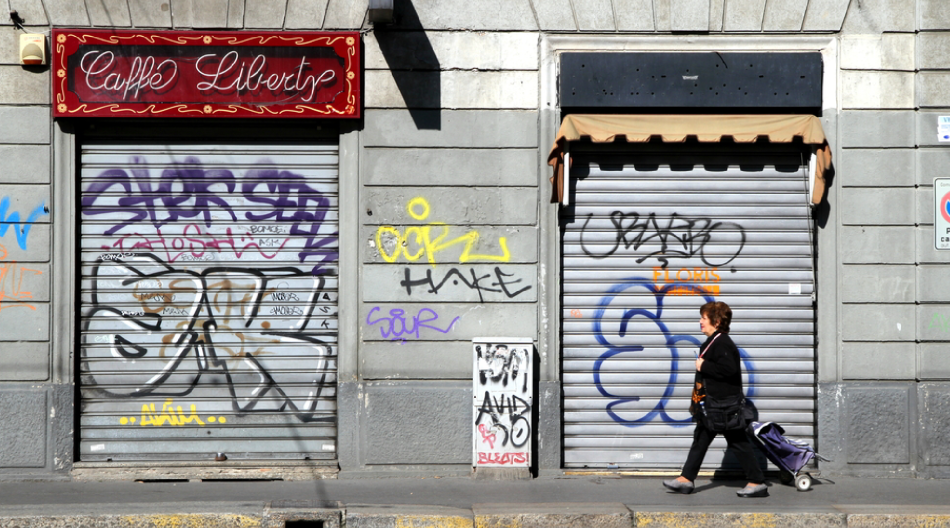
700, 301, 732, 333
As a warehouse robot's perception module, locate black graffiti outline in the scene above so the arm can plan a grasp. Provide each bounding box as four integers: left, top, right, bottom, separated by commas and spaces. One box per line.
474, 391, 531, 449
476, 344, 529, 393
81, 253, 335, 423
399, 266, 531, 303
579, 211, 746, 269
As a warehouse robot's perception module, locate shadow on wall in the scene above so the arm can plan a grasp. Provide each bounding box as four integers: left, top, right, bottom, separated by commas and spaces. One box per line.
814, 162, 834, 230
373, 0, 441, 130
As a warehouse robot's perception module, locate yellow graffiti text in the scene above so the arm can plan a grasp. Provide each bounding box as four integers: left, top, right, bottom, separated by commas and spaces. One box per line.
376, 197, 510, 267
122, 399, 228, 427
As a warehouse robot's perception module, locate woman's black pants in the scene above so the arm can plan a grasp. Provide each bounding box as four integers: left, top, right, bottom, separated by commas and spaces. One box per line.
680, 422, 764, 483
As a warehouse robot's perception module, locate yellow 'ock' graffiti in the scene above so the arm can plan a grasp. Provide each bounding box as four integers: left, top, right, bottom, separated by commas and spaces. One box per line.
119, 399, 227, 427
376, 197, 510, 267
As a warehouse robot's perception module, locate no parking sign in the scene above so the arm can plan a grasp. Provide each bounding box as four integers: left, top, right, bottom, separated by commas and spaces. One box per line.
936, 178, 950, 250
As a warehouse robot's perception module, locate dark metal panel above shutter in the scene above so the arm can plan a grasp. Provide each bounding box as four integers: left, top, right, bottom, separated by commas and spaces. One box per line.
78, 141, 339, 461
560, 52, 823, 109
561, 142, 816, 471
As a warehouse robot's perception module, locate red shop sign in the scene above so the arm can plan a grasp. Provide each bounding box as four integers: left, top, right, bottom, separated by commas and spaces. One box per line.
53, 29, 360, 118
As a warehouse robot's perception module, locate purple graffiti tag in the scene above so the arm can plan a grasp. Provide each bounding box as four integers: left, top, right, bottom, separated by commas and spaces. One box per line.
241, 168, 338, 275
365, 306, 460, 341
81, 157, 338, 275
81, 157, 239, 235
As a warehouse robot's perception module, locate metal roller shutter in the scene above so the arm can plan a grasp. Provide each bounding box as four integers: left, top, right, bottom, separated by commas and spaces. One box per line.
78, 141, 338, 461
562, 142, 816, 470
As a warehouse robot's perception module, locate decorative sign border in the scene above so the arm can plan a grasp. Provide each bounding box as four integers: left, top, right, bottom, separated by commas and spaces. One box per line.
53, 29, 360, 118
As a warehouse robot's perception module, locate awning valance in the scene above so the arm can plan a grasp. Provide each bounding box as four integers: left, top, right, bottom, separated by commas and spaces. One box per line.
547, 114, 832, 204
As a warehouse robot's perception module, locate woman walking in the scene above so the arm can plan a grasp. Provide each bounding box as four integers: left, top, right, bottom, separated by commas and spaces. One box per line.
662, 301, 768, 498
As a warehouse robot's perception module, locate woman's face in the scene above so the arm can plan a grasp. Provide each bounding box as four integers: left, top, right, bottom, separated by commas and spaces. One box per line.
700, 312, 718, 337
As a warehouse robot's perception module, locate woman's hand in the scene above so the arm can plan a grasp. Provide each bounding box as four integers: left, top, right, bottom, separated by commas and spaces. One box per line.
696, 357, 704, 371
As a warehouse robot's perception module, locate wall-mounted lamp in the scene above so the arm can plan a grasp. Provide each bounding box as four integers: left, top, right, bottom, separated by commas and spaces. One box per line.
368, 0, 394, 24
19, 33, 46, 66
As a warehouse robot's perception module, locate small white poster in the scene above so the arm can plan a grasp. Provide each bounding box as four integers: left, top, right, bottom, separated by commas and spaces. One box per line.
473, 338, 533, 468
935, 178, 950, 250
939, 116, 950, 142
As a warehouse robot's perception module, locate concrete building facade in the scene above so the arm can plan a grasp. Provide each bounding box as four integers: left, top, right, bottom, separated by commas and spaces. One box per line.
1, 0, 949, 480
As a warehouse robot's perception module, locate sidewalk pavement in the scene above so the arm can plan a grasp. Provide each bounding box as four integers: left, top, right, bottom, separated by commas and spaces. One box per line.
3, 473, 950, 527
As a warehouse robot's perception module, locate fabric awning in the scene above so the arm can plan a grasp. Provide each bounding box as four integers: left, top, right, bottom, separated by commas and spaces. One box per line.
547, 114, 832, 204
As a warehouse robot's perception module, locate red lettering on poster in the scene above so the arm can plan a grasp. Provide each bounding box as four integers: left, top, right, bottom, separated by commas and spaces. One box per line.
477, 452, 528, 465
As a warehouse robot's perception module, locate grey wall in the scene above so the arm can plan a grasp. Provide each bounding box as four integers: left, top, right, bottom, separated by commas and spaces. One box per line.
0, 12, 59, 475
349, 26, 541, 473
819, 0, 950, 478
3, 0, 950, 480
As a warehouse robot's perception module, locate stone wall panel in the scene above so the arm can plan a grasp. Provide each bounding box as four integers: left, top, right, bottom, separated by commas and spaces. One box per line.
722, 0, 766, 31
191, 0, 230, 27
363, 110, 538, 148
845, 386, 910, 464
841, 71, 914, 110
840, 0, 914, 33
801, 0, 848, 31
762, 0, 806, 31
840, 226, 915, 265
285, 0, 329, 29
842, 343, 915, 380
0, 343, 49, 381
531, 0, 577, 30
671, 0, 709, 31
919, 347, 950, 380
614, 0, 655, 30
841, 35, 915, 71
574, 0, 616, 31
362, 382, 471, 464
840, 188, 914, 226
841, 304, 915, 342
86, 0, 132, 27
0, 145, 51, 183
838, 149, 915, 187
840, 111, 915, 148
243, 0, 286, 28
841, 265, 914, 303
363, 148, 538, 187
128, 0, 173, 27
0, 67, 49, 105
0, 389, 46, 467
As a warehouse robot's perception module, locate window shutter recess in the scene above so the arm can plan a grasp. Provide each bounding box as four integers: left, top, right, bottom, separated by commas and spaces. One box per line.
560, 141, 816, 471
79, 142, 339, 461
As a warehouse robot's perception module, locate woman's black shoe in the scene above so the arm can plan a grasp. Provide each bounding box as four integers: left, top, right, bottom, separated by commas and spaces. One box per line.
736, 483, 769, 497
662, 479, 695, 494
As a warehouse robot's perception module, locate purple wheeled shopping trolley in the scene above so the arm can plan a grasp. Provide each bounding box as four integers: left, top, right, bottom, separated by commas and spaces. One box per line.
749, 421, 829, 491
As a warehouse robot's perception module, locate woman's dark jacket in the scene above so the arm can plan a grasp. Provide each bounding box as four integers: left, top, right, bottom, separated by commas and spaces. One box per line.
697, 331, 743, 401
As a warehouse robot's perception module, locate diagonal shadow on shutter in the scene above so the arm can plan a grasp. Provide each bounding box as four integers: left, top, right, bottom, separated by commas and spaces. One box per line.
78, 141, 339, 461
561, 141, 816, 471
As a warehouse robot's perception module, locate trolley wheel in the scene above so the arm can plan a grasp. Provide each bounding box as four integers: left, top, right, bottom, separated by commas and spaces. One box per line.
778, 470, 794, 485
795, 474, 812, 492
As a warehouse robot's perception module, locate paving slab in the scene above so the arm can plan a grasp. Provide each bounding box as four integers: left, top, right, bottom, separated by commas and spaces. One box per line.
1, 475, 950, 528
346, 505, 474, 528
473, 502, 632, 528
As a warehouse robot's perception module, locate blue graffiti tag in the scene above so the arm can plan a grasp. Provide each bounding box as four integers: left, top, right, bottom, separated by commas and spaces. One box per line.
0, 197, 48, 250
366, 306, 460, 341
592, 277, 754, 427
